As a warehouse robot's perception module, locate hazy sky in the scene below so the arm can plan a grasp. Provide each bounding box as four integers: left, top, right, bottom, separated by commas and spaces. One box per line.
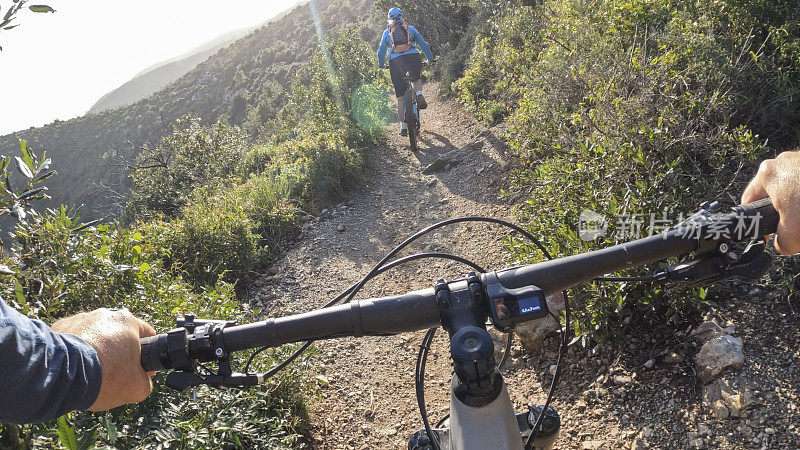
0, 0, 297, 135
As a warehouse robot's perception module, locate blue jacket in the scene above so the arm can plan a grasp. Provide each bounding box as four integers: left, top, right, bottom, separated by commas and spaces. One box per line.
0, 298, 102, 424
377, 22, 434, 68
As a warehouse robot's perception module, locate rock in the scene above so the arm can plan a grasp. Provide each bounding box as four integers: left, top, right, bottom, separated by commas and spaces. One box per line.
703, 377, 754, 419
765, 427, 776, 435
426, 178, 437, 187
582, 441, 606, 449
689, 321, 726, 344
641, 427, 653, 439
514, 292, 566, 352
694, 335, 744, 383
337, 224, 346, 232
664, 351, 685, 364
644, 358, 655, 369
688, 438, 703, 448
421, 148, 463, 174
698, 424, 710, 436
630, 437, 649, 450
321, 208, 329, 216
613, 374, 632, 386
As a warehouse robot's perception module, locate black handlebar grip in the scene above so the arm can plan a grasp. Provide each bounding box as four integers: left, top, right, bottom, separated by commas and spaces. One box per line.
140, 335, 164, 372
734, 198, 780, 237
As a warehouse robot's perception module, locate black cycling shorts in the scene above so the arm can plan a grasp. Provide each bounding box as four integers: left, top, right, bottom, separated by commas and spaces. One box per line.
389, 52, 423, 98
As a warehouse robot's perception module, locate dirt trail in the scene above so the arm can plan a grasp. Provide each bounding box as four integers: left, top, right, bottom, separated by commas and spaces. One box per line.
249, 86, 800, 449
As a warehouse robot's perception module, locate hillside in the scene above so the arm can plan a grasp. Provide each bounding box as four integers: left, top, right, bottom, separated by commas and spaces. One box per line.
0, 0, 378, 220
87, 27, 255, 115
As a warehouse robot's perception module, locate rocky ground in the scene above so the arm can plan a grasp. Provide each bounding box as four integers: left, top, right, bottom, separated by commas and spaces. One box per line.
246, 86, 800, 449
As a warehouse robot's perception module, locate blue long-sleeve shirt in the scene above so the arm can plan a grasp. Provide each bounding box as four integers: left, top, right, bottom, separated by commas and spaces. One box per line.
377, 23, 434, 68
0, 298, 102, 424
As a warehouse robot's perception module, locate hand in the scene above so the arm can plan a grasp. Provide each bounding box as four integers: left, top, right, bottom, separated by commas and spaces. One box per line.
741, 150, 800, 255
52, 308, 156, 411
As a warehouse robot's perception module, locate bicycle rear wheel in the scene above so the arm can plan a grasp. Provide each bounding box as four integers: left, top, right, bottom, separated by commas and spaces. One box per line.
404, 89, 418, 150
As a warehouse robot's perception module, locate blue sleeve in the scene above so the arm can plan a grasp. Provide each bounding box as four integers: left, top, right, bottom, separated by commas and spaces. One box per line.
0, 298, 102, 424
377, 30, 390, 68
410, 26, 434, 62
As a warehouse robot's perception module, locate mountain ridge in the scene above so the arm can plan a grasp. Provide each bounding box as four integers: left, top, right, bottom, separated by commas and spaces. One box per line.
87, 27, 255, 115
0, 0, 378, 222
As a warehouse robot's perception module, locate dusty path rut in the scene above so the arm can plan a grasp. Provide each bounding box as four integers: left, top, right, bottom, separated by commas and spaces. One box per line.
248, 86, 800, 449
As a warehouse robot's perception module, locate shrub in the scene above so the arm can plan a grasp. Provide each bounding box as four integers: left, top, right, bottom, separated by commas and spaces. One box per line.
142, 189, 262, 286
270, 132, 365, 205
0, 204, 310, 449
457, 0, 800, 341
126, 117, 249, 219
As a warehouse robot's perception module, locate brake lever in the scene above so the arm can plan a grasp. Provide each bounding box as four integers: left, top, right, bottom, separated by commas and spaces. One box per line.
666, 239, 772, 285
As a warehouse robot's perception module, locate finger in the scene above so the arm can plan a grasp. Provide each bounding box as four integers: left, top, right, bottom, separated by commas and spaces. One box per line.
134, 317, 157, 338
741, 173, 768, 204
132, 372, 154, 404
774, 215, 800, 256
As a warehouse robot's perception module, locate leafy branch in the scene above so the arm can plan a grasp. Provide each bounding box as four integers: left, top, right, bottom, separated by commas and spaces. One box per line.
0, 0, 55, 51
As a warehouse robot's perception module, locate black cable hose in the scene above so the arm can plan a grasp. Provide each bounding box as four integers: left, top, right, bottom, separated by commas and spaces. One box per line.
415, 328, 439, 450
342, 217, 554, 306
525, 292, 570, 450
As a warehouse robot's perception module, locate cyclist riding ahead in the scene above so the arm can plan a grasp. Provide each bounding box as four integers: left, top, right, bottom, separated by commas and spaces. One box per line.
378, 7, 435, 137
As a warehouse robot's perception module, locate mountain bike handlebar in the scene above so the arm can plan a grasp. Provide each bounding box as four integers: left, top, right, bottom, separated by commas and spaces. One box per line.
141, 198, 779, 374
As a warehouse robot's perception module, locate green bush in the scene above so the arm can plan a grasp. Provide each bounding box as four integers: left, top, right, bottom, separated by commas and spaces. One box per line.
126, 117, 249, 219
142, 189, 262, 287
456, 0, 800, 341
0, 201, 309, 449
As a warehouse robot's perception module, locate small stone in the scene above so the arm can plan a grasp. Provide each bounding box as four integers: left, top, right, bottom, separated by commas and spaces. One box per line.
426, 178, 437, 187
765, 427, 776, 435
641, 427, 653, 439
613, 374, 632, 386
664, 351, 684, 364
321, 208, 329, 216
337, 224, 346, 232
644, 358, 655, 369
630, 437, 648, 450
549, 365, 558, 376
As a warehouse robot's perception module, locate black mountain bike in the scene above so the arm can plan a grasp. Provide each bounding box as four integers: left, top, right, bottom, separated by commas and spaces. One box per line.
402, 70, 421, 150
141, 198, 779, 450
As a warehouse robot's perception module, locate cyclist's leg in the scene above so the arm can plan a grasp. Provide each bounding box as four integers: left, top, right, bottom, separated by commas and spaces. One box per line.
388, 56, 408, 134
407, 53, 426, 109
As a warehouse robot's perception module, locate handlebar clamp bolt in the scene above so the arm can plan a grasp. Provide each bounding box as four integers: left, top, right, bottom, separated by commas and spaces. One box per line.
719, 242, 729, 254
215, 347, 224, 358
